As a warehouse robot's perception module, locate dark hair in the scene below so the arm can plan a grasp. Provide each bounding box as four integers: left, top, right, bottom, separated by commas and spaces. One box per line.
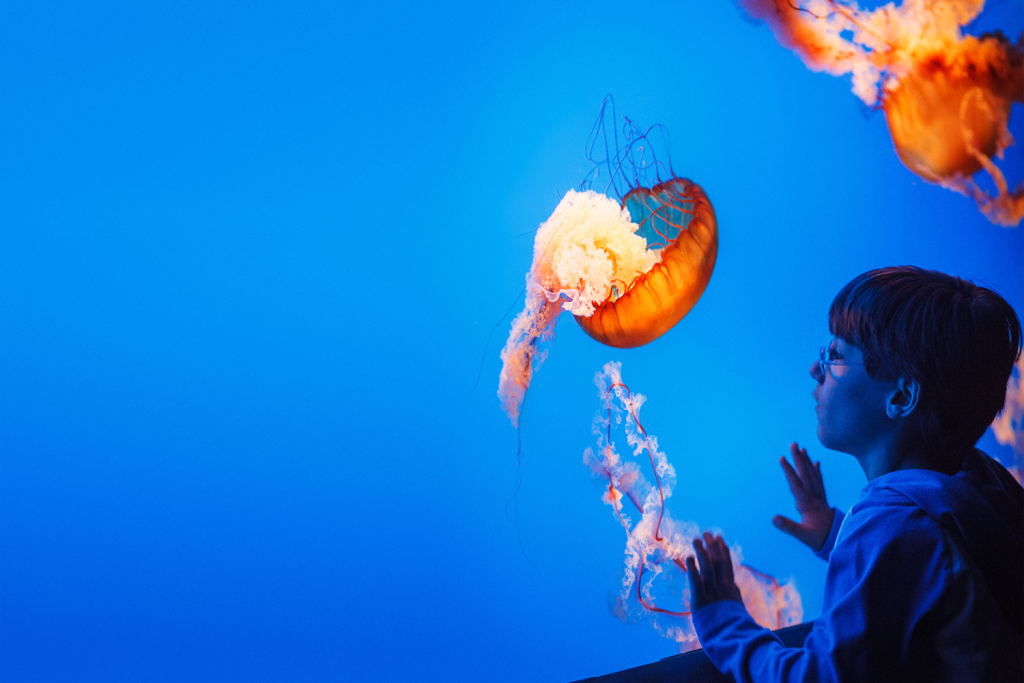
829, 266, 1022, 462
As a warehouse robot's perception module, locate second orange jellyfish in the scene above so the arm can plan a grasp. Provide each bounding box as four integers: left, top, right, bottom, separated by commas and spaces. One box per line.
740, 0, 1024, 226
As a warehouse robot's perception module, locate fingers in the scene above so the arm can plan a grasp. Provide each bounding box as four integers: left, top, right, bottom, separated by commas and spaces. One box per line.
685, 556, 705, 608
702, 532, 732, 586
773, 514, 819, 548
772, 514, 799, 536
786, 443, 826, 499
795, 445, 825, 497
693, 535, 715, 587
689, 534, 742, 608
791, 443, 815, 486
715, 536, 736, 585
811, 461, 825, 496
779, 456, 804, 497
789, 442, 803, 460
705, 532, 724, 564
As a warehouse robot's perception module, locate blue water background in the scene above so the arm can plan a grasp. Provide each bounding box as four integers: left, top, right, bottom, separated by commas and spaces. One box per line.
3, 1, 1022, 681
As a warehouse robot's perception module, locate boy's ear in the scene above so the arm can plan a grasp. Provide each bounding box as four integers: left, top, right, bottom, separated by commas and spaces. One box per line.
886, 377, 920, 419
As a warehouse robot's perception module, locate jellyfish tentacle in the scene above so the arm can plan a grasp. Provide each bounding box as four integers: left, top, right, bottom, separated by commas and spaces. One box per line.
635, 190, 695, 249
611, 381, 668, 542
606, 376, 692, 617
587, 363, 803, 650
785, 0, 827, 20
637, 560, 692, 616
823, 0, 892, 49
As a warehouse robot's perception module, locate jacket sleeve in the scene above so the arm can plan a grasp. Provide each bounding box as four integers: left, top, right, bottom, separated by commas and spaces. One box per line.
814, 508, 845, 562
692, 499, 951, 683
692, 601, 828, 682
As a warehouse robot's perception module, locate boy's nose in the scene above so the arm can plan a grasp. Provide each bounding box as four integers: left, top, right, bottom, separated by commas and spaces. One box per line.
810, 359, 825, 383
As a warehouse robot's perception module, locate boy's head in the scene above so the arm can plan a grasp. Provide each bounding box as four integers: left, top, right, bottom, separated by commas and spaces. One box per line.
828, 266, 1021, 462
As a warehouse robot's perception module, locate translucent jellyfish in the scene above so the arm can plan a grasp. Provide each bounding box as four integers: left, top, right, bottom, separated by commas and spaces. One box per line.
992, 356, 1024, 482
498, 103, 718, 425
583, 362, 803, 652
740, 0, 1024, 226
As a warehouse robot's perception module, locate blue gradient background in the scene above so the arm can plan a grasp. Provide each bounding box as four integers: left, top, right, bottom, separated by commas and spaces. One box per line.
3, 2, 1022, 681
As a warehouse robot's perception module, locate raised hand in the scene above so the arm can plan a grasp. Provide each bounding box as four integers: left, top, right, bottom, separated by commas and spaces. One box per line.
772, 443, 835, 552
686, 532, 743, 610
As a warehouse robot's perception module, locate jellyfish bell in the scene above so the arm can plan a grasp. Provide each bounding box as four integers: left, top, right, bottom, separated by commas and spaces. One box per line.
575, 178, 718, 349
883, 33, 1021, 183
884, 68, 1010, 182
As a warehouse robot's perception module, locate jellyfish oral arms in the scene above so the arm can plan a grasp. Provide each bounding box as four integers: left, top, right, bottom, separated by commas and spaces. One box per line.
739, 0, 1024, 226
576, 178, 718, 349
497, 190, 661, 426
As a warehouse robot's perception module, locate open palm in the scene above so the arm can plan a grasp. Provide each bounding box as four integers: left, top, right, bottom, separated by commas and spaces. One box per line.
772, 443, 835, 552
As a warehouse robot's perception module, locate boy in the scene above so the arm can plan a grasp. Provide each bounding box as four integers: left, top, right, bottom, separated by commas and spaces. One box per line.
687, 266, 1023, 682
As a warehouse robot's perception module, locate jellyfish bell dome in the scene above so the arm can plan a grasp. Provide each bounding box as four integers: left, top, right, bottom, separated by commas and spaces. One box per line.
883, 34, 1022, 184
574, 178, 718, 349
883, 67, 1012, 182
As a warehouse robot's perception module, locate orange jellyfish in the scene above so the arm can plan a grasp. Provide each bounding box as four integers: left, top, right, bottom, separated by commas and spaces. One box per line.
584, 362, 802, 652
498, 102, 718, 426
740, 0, 1024, 226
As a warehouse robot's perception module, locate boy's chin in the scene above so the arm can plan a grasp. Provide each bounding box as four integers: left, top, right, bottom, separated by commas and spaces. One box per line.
816, 426, 842, 453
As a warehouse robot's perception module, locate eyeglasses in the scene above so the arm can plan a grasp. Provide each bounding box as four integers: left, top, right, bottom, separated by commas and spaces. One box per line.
819, 345, 863, 378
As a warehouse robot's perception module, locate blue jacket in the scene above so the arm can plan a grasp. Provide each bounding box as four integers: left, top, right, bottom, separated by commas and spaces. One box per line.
692, 450, 1024, 683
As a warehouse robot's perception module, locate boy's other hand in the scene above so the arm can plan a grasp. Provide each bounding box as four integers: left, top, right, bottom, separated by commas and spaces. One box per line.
686, 532, 743, 610
772, 442, 835, 552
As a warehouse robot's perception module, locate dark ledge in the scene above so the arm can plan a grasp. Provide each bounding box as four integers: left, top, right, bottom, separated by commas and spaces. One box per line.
571, 621, 814, 683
